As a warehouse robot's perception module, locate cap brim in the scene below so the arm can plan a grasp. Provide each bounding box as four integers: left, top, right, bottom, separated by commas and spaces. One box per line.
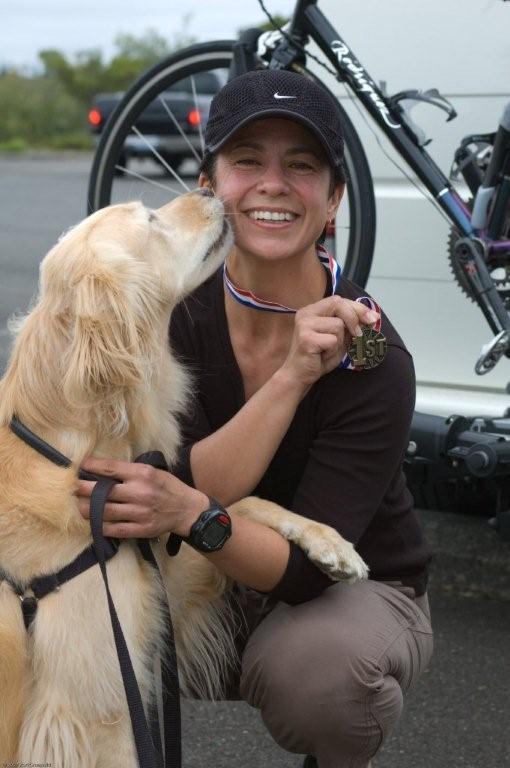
205, 108, 342, 169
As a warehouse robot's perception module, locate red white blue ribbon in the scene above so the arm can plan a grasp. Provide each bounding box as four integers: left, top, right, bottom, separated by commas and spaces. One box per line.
223, 245, 381, 371
223, 244, 340, 313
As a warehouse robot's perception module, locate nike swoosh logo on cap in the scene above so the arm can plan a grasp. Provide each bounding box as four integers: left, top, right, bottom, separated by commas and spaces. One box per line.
274, 92, 297, 100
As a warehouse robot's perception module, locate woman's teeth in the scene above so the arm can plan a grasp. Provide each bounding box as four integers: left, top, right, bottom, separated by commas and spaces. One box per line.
248, 211, 297, 221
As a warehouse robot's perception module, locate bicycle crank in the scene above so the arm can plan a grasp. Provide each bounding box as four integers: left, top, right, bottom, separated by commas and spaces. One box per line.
475, 329, 510, 374
453, 237, 510, 345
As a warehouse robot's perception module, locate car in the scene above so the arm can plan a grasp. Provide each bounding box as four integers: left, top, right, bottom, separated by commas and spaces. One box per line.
88, 70, 225, 174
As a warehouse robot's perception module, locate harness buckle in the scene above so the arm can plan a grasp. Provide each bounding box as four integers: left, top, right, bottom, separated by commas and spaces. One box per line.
20, 593, 38, 631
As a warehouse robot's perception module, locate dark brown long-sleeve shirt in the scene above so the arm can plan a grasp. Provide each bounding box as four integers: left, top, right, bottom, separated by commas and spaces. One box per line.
169, 266, 432, 604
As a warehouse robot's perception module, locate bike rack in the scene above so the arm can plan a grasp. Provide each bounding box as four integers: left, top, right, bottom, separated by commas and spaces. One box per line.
406, 411, 510, 540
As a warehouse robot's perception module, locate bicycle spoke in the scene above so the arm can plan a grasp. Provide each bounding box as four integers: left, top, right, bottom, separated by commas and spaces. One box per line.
113, 164, 184, 196
157, 95, 202, 163
131, 127, 191, 191
190, 75, 205, 156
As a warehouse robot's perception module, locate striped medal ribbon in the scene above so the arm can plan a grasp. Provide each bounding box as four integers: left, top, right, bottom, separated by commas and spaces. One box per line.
223, 244, 339, 313
223, 245, 386, 371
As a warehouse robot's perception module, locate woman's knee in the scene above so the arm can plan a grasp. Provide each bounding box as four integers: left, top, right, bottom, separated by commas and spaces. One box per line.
239, 604, 405, 759
241, 599, 391, 701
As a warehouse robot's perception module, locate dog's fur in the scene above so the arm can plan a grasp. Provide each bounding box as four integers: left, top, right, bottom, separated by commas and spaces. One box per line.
0, 192, 367, 766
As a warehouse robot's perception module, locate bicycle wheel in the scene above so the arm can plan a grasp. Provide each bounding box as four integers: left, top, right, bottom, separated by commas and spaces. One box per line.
87, 41, 376, 286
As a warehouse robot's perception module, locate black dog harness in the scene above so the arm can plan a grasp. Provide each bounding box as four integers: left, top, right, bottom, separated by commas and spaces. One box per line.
1, 416, 182, 768
0, 534, 120, 631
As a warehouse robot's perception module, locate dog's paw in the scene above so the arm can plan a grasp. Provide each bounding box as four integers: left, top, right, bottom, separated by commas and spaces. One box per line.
294, 523, 369, 584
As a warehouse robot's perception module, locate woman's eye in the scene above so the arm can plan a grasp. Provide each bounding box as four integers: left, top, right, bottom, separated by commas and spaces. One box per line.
291, 161, 315, 171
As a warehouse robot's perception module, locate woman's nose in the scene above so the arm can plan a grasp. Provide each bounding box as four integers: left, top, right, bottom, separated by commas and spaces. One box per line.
256, 163, 290, 195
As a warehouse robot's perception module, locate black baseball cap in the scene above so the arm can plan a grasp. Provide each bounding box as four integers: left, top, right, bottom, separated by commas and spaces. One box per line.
203, 69, 345, 172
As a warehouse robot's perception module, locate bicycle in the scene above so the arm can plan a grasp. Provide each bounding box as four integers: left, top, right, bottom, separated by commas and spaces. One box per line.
87, 0, 510, 534
88, 0, 510, 373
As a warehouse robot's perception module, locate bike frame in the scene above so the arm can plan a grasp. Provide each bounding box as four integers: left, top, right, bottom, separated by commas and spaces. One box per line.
290, 0, 493, 239
283, 0, 510, 336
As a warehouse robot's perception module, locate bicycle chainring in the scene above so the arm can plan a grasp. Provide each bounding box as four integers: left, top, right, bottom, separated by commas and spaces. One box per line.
448, 201, 510, 305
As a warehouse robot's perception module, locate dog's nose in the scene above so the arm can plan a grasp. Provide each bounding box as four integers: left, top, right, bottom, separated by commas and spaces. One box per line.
199, 187, 214, 197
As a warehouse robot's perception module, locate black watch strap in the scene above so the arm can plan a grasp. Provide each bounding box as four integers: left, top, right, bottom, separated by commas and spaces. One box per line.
166, 497, 231, 557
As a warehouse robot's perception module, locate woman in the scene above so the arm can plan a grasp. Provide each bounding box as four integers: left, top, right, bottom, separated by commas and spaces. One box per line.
77, 69, 433, 768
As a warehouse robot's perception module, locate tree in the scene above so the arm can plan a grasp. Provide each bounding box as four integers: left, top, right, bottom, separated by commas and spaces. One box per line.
38, 21, 198, 106
0, 71, 85, 146
113, 15, 196, 63
0, 19, 200, 149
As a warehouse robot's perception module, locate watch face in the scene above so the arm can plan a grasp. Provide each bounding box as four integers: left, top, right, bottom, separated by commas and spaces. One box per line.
189, 505, 231, 552
204, 518, 229, 548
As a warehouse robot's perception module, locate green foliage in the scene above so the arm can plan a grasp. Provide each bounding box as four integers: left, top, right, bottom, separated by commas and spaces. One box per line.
113, 17, 196, 63
1, 22, 198, 150
0, 71, 87, 146
0, 137, 28, 152
38, 22, 198, 106
45, 132, 94, 150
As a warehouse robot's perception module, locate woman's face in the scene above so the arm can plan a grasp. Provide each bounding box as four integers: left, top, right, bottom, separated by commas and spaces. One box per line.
199, 117, 344, 263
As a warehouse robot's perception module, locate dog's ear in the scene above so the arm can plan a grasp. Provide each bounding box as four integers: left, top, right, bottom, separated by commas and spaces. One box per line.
61, 242, 159, 425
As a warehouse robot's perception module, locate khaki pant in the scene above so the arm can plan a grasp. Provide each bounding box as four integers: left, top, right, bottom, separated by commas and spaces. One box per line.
229, 579, 433, 768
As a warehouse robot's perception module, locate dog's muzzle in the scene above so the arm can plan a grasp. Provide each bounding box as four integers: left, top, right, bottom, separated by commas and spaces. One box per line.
203, 217, 230, 262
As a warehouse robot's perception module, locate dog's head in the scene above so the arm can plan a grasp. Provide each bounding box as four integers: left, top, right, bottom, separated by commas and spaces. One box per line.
43, 190, 232, 316
1, 191, 232, 435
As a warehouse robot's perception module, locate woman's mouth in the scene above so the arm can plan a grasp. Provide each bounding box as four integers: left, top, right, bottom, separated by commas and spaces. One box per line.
244, 208, 300, 227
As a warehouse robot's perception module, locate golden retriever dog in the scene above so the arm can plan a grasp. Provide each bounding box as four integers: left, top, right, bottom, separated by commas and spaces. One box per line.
0, 190, 368, 766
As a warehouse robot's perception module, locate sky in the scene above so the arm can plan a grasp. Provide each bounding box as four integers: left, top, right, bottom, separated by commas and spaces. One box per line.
2, 0, 508, 93
1, 0, 297, 70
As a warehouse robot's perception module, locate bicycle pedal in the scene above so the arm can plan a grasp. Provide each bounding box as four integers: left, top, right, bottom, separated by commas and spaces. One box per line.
475, 330, 510, 374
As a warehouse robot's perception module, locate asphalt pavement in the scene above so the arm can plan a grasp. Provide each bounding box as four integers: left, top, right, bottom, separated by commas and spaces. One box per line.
0, 152, 509, 768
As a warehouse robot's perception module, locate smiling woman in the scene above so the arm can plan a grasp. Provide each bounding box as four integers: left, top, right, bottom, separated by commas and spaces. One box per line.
161, 68, 433, 768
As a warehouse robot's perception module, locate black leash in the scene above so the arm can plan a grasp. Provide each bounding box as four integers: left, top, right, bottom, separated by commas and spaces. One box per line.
132, 453, 182, 768
90, 473, 168, 768
6, 417, 182, 768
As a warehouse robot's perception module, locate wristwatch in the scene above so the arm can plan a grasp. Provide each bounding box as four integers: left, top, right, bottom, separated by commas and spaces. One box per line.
165, 497, 232, 556
185, 497, 232, 553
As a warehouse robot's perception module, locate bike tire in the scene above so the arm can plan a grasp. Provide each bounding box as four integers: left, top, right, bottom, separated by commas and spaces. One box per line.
87, 40, 376, 287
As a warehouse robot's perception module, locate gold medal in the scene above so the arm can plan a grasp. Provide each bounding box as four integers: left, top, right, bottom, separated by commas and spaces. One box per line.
348, 326, 387, 370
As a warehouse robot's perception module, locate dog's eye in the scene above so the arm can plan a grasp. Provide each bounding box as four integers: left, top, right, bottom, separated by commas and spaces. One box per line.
148, 211, 158, 223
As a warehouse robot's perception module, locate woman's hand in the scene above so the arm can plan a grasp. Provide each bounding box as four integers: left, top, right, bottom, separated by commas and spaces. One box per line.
75, 457, 209, 539
279, 296, 379, 390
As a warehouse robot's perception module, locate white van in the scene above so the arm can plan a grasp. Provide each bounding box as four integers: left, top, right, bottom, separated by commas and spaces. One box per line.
319, 0, 510, 418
